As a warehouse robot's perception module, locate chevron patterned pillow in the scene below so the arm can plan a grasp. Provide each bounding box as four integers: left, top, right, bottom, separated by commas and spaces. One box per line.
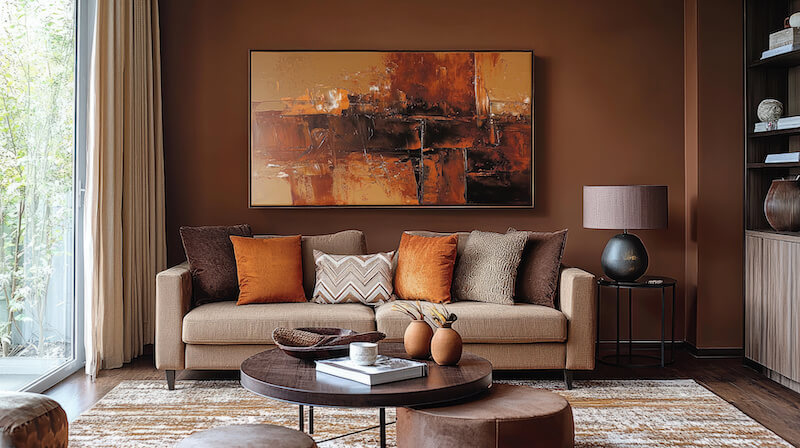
312, 250, 395, 305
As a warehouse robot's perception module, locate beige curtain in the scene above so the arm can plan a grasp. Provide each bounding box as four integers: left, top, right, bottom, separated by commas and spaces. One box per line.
84, 0, 166, 377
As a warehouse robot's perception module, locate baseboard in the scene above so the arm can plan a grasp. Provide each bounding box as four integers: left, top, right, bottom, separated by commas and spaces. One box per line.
597, 340, 684, 349
685, 343, 743, 358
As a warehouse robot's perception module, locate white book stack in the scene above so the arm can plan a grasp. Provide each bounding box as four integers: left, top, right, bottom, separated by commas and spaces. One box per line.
315, 356, 427, 386
765, 152, 800, 163
754, 116, 800, 132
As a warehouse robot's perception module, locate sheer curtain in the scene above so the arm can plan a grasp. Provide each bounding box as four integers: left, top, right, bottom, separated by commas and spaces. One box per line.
84, 0, 166, 377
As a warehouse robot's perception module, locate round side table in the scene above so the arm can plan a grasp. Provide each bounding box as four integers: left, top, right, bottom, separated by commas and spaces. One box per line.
595, 275, 676, 368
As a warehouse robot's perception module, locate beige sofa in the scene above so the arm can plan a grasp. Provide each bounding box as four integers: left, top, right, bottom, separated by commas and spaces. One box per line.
155, 232, 597, 390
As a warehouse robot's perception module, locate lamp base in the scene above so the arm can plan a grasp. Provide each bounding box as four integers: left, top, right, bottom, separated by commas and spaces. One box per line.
601, 233, 649, 282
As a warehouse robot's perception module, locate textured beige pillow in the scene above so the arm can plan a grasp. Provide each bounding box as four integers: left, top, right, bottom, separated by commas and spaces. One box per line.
312, 250, 395, 305
452, 230, 528, 305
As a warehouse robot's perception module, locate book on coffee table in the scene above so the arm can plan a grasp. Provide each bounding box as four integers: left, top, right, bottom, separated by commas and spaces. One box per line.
315, 355, 427, 386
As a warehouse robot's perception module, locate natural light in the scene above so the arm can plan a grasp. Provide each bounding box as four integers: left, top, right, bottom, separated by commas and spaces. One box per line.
0, 0, 76, 391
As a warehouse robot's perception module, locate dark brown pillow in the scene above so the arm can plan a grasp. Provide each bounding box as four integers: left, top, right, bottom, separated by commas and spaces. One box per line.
180, 224, 252, 305
508, 228, 568, 308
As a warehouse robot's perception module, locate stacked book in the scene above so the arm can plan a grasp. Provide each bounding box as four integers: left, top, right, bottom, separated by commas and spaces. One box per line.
765, 152, 800, 163
754, 116, 800, 132
316, 356, 427, 386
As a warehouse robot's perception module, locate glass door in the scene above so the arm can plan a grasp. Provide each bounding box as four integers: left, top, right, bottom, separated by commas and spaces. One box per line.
0, 0, 83, 392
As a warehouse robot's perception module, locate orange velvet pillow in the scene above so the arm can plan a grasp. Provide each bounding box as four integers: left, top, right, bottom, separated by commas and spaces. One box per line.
394, 233, 458, 303
230, 235, 306, 305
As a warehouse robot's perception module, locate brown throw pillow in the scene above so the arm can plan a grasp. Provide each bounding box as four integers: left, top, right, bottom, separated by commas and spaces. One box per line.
180, 224, 252, 305
508, 228, 568, 308
452, 230, 528, 305
394, 233, 458, 303
230, 235, 306, 305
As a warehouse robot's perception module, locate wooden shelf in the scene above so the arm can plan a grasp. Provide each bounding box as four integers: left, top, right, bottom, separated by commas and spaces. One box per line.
748, 127, 800, 138
749, 49, 800, 68
746, 229, 800, 242
747, 162, 800, 168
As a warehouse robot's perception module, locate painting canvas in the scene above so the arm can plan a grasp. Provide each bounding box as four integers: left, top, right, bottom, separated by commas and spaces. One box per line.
249, 51, 533, 207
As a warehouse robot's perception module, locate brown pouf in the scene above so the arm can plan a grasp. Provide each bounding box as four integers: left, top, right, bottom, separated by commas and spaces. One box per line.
397, 384, 574, 448
177, 424, 317, 448
0, 392, 68, 448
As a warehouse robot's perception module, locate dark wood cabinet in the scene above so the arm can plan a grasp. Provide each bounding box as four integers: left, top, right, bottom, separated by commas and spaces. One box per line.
745, 0, 800, 394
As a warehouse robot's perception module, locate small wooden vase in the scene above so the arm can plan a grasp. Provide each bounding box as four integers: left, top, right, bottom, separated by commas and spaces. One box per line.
404, 320, 433, 359
431, 326, 462, 366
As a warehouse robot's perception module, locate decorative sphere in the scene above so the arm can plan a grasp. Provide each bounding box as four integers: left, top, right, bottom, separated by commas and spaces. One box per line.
757, 99, 783, 122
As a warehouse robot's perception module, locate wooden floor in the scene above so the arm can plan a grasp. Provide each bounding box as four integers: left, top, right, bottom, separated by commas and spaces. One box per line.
46, 348, 800, 446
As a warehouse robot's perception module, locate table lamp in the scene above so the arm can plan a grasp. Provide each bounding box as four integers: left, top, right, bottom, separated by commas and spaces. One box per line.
583, 185, 668, 282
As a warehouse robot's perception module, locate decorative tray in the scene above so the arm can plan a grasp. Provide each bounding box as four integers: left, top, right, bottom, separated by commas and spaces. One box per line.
272, 327, 385, 361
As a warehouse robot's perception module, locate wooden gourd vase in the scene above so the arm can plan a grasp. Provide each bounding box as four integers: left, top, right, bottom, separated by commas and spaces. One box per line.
764, 176, 800, 231
431, 325, 462, 366
403, 320, 433, 359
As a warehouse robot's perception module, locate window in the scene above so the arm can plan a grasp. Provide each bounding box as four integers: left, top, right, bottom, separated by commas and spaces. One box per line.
0, 0, 86, 392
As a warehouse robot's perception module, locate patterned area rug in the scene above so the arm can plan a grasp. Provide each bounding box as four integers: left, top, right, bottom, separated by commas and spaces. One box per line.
68, 379, 791, 447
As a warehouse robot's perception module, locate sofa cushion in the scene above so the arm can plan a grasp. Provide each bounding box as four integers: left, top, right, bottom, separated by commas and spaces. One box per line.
230, 235, 306, 305
312, 250, 395, 305
509, 228, 568, 308
375, 300, 567, 344
182, 301, 376, 344
452, 230, 528, 305
258, 230, 367, 299
180, 224, 252, 306
394, 233, 459, 303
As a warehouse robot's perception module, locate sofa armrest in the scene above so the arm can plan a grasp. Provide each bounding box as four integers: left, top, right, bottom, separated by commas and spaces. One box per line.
155, 262, 192, 370
559, 267, 597, 370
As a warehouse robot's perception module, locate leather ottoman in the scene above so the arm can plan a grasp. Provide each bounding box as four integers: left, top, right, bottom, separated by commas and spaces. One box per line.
397, 384, 574, 448
177, 424, 317, 448
0, 392, 68, 448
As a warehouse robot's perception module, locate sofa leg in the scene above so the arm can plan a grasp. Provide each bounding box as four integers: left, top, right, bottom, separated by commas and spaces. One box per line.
166, 370, 176, 390
563, 370, 573, 390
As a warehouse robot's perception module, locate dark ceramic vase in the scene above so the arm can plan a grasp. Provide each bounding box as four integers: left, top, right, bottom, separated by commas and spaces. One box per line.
764, 177, 800, 232
601, 232, 649, 282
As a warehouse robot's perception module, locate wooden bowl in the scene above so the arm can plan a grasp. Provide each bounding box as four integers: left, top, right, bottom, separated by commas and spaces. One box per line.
274, 327, 357, 361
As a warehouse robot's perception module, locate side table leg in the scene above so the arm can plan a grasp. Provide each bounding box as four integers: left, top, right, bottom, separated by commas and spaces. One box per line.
309, 406, 314, 434
661, 287, 666, 367
628, 288, 633, 360
615, 286, 620, 361
671, 284, 676, 363
379, 408, 386, 448
299, 404, 304, 432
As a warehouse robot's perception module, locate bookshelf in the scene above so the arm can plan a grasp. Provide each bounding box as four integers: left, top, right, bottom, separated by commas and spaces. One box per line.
745, 0, 800, 394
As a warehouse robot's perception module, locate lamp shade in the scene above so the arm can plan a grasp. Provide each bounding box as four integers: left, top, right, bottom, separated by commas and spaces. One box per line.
583, 185, 668, 230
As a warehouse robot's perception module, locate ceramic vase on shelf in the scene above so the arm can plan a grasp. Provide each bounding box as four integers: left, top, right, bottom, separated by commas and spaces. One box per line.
403, 320, 433, 359
764, 176, 800, 232
431, 325, 463, 366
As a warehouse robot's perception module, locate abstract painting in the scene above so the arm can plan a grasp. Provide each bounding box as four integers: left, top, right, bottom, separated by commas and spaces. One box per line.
249, 51, 532, 207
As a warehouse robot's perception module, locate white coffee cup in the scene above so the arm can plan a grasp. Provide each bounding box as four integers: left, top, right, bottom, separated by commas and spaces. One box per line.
349, 342, 378, 366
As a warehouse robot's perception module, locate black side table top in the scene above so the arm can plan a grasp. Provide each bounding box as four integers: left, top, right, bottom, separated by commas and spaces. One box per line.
598, 276, 677, 288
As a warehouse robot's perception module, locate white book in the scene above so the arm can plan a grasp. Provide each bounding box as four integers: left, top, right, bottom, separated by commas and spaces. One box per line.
315, 356, 427, 386
754, 116, 800, 132
761, 43, 800, 59
765, 152, 800, 163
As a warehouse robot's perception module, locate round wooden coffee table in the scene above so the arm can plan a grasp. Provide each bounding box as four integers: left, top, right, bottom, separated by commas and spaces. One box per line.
240, 342, 493, 448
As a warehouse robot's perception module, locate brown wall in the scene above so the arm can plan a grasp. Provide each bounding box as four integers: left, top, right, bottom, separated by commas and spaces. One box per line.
694, 0, 744, 349
159, 0, 688, 341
